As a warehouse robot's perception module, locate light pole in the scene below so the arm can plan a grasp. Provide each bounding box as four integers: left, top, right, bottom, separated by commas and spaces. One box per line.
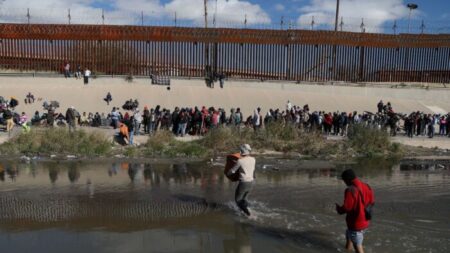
334, 0, 340, 31
332, 0, 340, 81
406, 3, 417, 82
407, 3, 418, 33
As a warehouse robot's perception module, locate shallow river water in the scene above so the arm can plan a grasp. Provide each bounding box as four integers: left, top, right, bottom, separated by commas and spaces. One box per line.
0, 158, 448, 253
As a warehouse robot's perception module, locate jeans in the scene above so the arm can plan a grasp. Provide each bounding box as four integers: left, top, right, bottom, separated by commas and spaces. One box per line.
177, 123, 187, 136
134, 122, 140, 135
428, 125, 434, 138
439, 125, 446, 135
129, 132, 134, 145
148, 122, 155, 134
68, 122, 76, 132
111, 119, 118, 129
346, 229, 365, 246
235, 181, 253, 215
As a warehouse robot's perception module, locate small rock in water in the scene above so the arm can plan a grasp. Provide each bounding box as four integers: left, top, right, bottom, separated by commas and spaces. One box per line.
114, 154, 125, 158
66, 155, 77, 159
50, 154, 57, 158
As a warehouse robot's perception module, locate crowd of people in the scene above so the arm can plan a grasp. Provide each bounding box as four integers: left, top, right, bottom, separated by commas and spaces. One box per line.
1, 92, 450, 144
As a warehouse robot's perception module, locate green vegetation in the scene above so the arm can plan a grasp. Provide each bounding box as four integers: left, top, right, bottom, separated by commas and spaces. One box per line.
347, 124, 403, 158
0, 128, 112, 157
0, 123, 404, 160
198, 123, 328, 156
143, 131, 208, 158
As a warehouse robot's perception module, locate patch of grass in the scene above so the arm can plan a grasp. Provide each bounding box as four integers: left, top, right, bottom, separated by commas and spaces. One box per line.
0, 123, 406, 160
347, 124, 402, 157
0, 128, 112, 157
199, 122, 328, 156
199, 127, 249, 155
124, 146, 139, 158
144, 131, 208, 158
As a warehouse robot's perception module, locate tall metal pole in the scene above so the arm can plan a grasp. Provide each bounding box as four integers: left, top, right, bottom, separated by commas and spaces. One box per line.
204, 0, 208, 28
204, 0, 211, 85
406, 3, 417, 82
332, 0, 340, 81
334, 0, 340, 31
26, 8, 30, 24
244, 14, 247, 28
174, 12, 177, 27
408, 8, 412, 33
420, 19, 425, 34
407, 3, 418, 33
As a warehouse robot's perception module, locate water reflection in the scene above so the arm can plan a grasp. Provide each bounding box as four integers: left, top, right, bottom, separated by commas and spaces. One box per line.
0, 165, 4, 182
224, 224, 252, 253
108, 162, 119, 176
6, 164, 18, 181
128, 163, 139, 182
68, 164, 80, 183
0, 159, 448, 253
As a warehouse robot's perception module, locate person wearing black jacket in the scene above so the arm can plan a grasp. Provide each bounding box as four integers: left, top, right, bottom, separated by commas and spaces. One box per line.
171, 107, 180, 134
66, 106, 77, 132
124, 116, 135, 145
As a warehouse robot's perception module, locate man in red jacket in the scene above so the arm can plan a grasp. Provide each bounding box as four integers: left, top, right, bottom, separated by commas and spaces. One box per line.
336, 169, 374, 253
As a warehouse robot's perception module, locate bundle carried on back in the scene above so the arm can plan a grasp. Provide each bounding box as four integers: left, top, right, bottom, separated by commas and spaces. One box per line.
224, 153, 241, 182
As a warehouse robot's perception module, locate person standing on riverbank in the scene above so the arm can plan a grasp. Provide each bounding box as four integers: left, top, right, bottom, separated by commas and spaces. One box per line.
3, 108, 14, 137
83, 68, 91, 85
64, 62, 71, 78
336, 169, 374, 253
65, 106, 76, 132
227, 144, 256, 216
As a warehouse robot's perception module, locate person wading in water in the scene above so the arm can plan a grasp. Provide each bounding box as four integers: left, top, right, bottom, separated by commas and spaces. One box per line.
227, 144, 256, 216
336, 169, 375, 253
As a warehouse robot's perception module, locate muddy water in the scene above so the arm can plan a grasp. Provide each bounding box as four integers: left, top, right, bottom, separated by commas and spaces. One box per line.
0, 158, 448, 253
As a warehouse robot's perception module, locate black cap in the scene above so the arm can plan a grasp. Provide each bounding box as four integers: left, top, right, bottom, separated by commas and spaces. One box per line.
341, 169, 356, 182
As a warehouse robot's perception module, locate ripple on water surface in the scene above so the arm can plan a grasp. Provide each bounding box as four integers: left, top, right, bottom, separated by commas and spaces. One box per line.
0, 160, 448, 253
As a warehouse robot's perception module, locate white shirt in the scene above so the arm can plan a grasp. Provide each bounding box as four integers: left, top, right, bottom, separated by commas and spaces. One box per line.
228, 156, 256, 182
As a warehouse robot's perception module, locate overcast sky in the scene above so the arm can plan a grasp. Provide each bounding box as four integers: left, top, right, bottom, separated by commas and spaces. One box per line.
0, 0, 448, 33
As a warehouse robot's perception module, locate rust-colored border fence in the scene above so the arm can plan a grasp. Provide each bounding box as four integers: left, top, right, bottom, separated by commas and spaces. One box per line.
0, 24, 449, 83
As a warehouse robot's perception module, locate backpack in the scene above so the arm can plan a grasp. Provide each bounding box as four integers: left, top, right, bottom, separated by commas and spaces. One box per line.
355, 185, 374, 220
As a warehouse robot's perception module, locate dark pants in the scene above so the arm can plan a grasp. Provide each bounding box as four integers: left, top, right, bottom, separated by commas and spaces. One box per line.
428, 125, 434, 138
235, 181, 253, 215
84, 76, 89, 84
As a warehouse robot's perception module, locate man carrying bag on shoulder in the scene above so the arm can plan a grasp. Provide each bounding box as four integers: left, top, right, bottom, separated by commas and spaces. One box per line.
336, 169, 375, 253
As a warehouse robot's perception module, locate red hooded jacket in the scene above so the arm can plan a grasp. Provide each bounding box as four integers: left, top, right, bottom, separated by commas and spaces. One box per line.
337, 178, 375, 231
